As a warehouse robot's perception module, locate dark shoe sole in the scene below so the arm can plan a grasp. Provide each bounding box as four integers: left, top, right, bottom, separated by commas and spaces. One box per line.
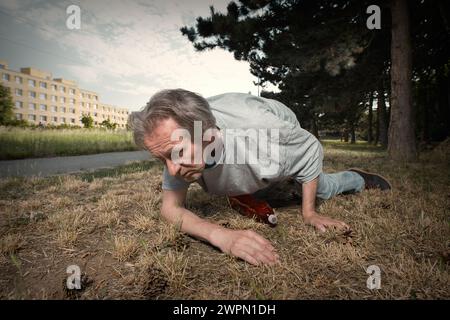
348, 168, 392, 191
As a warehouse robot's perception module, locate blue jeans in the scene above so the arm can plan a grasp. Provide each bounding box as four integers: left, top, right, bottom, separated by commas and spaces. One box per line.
253, 171, 365, 201
316, 171, 365, 200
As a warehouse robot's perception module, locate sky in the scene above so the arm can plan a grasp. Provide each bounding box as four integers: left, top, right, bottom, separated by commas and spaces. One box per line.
0, 0, 275, 111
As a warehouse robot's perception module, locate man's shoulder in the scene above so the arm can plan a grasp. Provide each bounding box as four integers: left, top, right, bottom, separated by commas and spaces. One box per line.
207, 92, 282, 115
206, 92, 252, 104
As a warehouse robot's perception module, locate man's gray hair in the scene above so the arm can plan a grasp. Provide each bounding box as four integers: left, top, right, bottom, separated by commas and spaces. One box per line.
129, 89, 216, 149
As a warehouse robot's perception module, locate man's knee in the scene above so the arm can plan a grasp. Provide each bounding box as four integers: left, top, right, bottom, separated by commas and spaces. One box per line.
316, 191, 333, 200
316, 175, 339, 200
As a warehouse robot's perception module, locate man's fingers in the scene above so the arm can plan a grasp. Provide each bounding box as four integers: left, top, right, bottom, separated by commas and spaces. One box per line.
316, 224, 326, 232
236, 246, 273, 266
254, 251, 276, 265
242, 239, 278, 264
341, 222, 350, 229
332, 220, 349, 230
245, 230, 276, 252
237, 250, 260, 266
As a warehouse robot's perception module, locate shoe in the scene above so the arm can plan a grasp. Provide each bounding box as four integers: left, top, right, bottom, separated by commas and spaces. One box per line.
348, 168, 392, 191
227, 194, 278, 227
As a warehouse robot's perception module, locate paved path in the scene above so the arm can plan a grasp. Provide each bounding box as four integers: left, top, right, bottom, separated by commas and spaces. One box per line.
0, 151, 153, 178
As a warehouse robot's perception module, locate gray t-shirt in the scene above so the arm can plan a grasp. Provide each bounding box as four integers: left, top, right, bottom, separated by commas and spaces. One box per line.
162, 92, 323, 196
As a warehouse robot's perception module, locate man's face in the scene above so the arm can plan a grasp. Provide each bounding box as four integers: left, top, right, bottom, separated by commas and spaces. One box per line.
144, 118, 206, 182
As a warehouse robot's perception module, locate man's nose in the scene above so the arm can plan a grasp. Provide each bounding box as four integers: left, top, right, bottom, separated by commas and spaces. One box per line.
166, 159, 181, 176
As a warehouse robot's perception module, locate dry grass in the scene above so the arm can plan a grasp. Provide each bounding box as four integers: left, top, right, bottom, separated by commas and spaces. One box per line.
112, 235, 140, 262
0, 141, 448, 299
0, 234, 25, 255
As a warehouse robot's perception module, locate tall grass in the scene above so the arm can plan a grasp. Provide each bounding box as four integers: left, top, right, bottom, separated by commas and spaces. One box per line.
0, 126, 139, 160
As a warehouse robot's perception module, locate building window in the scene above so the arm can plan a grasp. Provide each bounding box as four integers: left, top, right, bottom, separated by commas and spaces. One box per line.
39, 93, 47, 100
93, 104, 98, 109
69, 89, 75, 95
15, 113, 23, 120
15, 89, 23, 96
51, 95, 57, 102
60, 117, 66, 123
28, 79, 36, 87
15, 101, 23, 109
40, 82, 47, 89
52, 116, 58, 123
70, 118, 75, 124
28, 114, 36, 121
15, 76, 22, 84
2, 73, 10, 81
40, 104, 47, 111
60, 86, 65, 93
69, 98, 75, 104
51, 84, 57, 91
51, 106, 57, 112
86, 103, 90, 108
40, 115, 47, 122
94, 112, 98, 117
29, 91, 36, 98
69, 108, 75, 114
29, 103, 36, 110
60, 97, 66, 103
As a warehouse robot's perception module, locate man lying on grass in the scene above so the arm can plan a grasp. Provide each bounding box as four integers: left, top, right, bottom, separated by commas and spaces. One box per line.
130, 89, 391, 266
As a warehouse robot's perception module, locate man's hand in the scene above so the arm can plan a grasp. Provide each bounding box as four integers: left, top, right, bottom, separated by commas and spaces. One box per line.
301, 176, 350, 232
303, 212, 349, 232
211, 228, 279, 266
162, 189, 278, 266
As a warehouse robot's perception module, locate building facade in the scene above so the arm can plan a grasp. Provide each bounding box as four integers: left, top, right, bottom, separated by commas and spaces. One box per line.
0, 59, 130, 128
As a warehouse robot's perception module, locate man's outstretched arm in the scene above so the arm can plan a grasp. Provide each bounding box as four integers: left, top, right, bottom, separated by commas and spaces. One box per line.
161, 189, 279, 265
301, 177, 349, 232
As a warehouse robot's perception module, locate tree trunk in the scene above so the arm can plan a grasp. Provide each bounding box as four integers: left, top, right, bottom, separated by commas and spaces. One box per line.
368, 92, 373, 143
378, 87, 389, 148
350, 124, 356, 144
343, 129, 349, 142
374, 100, 380, 145
437, 72, 450, 139
388, 0, 417, 161
310, 116, 319, 139
421, 83, 430, 143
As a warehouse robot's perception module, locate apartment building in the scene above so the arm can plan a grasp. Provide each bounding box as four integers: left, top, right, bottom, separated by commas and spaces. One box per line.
0, 59, 130, 128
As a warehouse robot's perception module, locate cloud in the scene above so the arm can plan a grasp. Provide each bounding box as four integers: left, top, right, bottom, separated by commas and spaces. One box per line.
0, 0, 269, 108
64, 64, 100, 83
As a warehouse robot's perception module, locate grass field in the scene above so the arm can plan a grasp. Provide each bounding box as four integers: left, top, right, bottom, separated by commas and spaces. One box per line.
0, 127, 138, 160
0, 141, 449, 299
